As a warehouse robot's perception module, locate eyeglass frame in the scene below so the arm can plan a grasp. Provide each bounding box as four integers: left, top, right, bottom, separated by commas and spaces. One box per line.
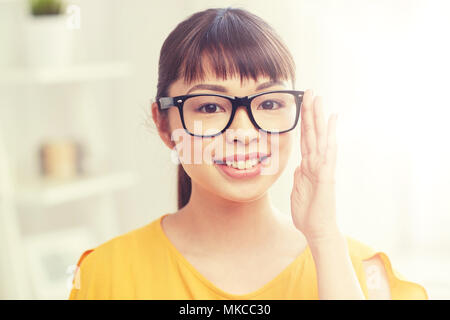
157, 89, 304, 137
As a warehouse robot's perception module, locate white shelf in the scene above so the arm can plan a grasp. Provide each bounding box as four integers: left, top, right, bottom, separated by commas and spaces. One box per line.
16, 171, 138, 206
0, 61, 132, 86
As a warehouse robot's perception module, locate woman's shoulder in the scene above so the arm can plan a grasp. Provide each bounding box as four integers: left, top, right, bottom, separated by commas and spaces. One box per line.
69, 214, 168, 299
74, 213, 167, 269
343, 235, 378, 259
341, 235, 429, 299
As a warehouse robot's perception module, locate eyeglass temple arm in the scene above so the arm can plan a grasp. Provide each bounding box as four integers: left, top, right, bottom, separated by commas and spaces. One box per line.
158, 97, 175, 110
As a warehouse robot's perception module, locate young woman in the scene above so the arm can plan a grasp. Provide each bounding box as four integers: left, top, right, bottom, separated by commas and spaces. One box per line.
69, 7, 428, 300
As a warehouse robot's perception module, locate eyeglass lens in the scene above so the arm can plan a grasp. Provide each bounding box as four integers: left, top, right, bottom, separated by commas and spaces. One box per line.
182, 92, 298, 136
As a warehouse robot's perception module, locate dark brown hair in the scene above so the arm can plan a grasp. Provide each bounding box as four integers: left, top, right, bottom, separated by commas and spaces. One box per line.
154, 7, 297, 210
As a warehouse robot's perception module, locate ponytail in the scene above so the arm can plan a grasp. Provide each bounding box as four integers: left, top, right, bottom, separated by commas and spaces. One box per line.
177, 164, 191, 209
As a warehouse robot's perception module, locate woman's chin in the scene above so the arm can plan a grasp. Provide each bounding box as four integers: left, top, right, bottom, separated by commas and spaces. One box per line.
219, 190, 267, 203
213, 181, 269, 202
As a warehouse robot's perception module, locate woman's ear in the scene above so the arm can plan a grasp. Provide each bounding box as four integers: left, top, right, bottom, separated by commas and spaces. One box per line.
151, 101, 175, 150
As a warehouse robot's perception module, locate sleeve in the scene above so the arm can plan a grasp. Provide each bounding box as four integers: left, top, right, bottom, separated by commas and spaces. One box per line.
347, 237, 429, 300
68, 248, 105, 300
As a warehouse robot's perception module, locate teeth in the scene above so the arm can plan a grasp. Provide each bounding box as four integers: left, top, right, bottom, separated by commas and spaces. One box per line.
224, 158, 260, 170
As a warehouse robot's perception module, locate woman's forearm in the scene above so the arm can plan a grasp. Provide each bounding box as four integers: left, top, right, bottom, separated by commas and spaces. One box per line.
308, 232, 366, 300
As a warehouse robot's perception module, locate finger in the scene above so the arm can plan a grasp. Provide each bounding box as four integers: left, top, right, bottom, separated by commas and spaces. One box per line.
300, 117, 307, 158
301, 89, 316, 155
325, 113, 338, 169
300, 95, 309, 158
314, 96, 327, 156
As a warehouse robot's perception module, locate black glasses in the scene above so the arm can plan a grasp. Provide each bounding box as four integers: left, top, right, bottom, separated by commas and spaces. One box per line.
158, 90, 304, 137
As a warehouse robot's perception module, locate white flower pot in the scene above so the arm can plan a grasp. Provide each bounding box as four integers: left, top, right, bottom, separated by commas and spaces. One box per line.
24, 14, 73, 68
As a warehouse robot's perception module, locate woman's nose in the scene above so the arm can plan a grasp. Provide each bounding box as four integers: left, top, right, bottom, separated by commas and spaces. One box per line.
225, 107, 259, 145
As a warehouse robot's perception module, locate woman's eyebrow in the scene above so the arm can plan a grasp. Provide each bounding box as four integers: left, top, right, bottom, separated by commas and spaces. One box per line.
186, 84, 227, 94
255, 80, 286, 91
186, 80, 286, 95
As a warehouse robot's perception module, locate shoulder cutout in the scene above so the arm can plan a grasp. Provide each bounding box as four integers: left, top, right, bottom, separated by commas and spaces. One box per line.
362, 254, 391, 299
70, 249, 95, 291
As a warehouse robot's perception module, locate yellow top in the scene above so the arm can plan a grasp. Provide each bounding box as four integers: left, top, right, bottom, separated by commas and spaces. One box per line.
68, 213, 428, 300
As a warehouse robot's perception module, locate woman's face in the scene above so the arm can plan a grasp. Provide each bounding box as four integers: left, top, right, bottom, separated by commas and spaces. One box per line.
165, 67, 296, 202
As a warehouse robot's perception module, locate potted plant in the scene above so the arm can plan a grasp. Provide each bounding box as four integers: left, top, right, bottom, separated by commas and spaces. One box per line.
30, 0, 64, 16
25, 0, 74, 68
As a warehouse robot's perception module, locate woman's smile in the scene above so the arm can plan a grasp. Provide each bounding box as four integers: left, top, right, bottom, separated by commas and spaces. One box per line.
213, 153, 272, 179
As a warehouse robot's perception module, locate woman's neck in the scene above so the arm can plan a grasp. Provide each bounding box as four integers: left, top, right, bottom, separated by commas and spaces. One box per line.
176, 181, 283, 253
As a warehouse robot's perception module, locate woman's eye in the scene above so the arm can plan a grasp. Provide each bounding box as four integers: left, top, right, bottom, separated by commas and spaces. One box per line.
258, 100, 283, 110
197, 104, 223, 113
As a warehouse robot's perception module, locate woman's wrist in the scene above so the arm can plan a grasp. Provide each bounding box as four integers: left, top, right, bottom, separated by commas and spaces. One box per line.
305, 229, 365, 299
303, 222, 342, 243
305, 226, 346, 251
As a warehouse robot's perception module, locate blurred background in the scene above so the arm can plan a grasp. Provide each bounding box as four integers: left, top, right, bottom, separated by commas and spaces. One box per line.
0, 0, 449, 299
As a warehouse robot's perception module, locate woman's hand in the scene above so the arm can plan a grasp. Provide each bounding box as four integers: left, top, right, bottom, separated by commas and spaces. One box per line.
290, 89, 340, 243
290, 97, 366, 300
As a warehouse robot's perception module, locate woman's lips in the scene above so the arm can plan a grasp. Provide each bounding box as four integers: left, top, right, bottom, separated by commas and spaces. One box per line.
213, 154, 271, 179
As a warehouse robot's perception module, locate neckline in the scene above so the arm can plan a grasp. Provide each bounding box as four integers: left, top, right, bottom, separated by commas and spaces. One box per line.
156, 213, 310, 299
